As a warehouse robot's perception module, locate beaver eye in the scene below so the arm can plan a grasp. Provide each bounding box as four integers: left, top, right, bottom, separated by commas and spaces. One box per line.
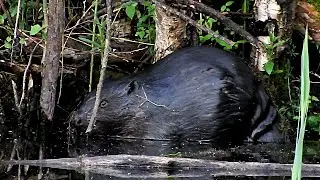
100, 100, 108, 108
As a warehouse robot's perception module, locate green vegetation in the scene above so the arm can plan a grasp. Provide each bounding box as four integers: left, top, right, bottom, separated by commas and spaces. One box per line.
263, 32, 287, 75
292, 26, 310, 180
122, 0, 156, 43
0, 0, 46, 50
306, 0, 320, 20
279, 87, 320, 135
308, 0, 320, 12
197, 1, 247, 50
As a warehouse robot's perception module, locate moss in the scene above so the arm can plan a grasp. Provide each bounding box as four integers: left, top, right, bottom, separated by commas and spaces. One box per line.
306, 0, 320, 27
308, 0, 320, 12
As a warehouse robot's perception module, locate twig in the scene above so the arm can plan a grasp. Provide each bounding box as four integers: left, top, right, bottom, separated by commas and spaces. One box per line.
6, 139, 18, 172
89, 0, 100, 92
221, 11, 253, 17
42, 0, 48, 28
0, 0, 14, 26
17, 147, 21, 180
38, 144, 43, 179
65, 5, 94, 32
187, 0, 263, 49
135, 86, 173, 110
19, 41, 42, 107
0, 59, 76, 74
310, 81, 320, 84
67, 32, 155, 46
310, 72, 320, 79
41, 0, 48, 90
113, 46, 148, 54
112, 37, 154, 46
86, 0, 112, 133
58, 4, 94, 105
10, 0, 22, 63
11, 80, 22, 115
16, 30, 45, 49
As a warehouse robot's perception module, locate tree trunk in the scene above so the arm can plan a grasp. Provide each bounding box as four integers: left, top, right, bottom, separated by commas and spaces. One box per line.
153, 3, 186, 62
40, 0, 65, 120
252, 0, 297, 71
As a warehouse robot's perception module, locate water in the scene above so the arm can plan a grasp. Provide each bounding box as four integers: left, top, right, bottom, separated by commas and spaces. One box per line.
1, 131, 320, 179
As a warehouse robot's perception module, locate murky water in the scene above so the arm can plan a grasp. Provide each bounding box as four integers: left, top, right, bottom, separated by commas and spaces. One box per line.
1, 130, 320, 180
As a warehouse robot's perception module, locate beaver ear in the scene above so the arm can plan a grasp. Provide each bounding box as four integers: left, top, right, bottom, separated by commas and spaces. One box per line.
124, 80, 139, 95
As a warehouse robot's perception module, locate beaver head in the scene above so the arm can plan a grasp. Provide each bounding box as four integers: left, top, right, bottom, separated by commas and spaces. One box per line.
72, 79, 144, 132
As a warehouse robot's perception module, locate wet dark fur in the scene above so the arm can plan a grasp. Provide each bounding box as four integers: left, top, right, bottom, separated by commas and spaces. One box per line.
72, 46, 282, 154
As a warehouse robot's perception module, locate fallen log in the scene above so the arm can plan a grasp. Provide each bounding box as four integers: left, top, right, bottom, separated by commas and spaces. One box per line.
1, 154, 320, 178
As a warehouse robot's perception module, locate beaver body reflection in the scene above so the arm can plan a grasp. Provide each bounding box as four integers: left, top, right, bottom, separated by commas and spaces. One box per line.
72, 46, 283, 155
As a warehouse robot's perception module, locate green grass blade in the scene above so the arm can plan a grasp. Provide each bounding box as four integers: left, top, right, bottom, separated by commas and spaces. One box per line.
291, 25, 310, 180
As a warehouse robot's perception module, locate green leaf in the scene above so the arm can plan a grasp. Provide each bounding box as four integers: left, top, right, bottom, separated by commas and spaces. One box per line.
307, 115, 320, 132
226, 1, 234, 6
166, 152, 182, 157
272, 69, 283, 74
197, 18, 204, 25
204, 17, 215, 29
223, 45, 233, 51
121, 1, 134, 8
4, 41, 11, 49
292, 116, 299, 120
235, 40, 247, 44
42, 31, 47, 39
19, 38, 26, 45
6, 36, 12, 42
142, 0, 151, 6
199, 34, 212, 43
136, 31, 145, 39
311, 96, 319, 102
264, 61, 274, 75
126, 3, 137, 19
30, 24, 42, 35
242, 0, 248, 13
273, 40, 286, 49
78, 37, 102, 49
26, 1, 38, 8
233, 40, 245, 49
216, 38, 231, 49
221, 5, 226, 12
136, 10, 141, 18
138, 15, 149, 25
0, 15, 4, 24
291, 25, 310, 180
147, 4, 155, 14
10, 6, 17, 17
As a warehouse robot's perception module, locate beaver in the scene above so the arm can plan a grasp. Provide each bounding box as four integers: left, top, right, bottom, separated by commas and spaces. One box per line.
72, 46, 283, 155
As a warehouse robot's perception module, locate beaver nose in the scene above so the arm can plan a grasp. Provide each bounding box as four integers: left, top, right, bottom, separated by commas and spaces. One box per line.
71, 111, 88, 127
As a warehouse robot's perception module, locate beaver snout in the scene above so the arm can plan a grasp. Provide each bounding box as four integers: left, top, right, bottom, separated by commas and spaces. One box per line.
71, 110, 90, 127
